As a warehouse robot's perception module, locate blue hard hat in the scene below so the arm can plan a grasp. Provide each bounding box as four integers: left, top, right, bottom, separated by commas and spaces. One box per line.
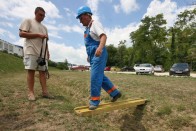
76, 6, 92, 19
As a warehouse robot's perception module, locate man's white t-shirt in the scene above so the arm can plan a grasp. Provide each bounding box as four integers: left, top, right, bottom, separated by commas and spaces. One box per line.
19, 18, 48, 58
89, 20, 107, 41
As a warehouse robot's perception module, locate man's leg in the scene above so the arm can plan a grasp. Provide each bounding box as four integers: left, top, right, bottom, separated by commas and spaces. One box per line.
39, 71, 48, 95
102, 75, 120, 97
27, 70, 35, 100
39, 70, 54, 99
102, 75, 121, 102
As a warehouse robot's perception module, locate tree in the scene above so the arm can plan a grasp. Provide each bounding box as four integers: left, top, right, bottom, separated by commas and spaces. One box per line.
48, 60, 57, 67
130, 14, 167, 66
170, 27, 176, 63
56, 58, 69, 70
105, 9, 196, 70
116, 40, 127, 67
173, 8, 196, 70
106, 44, 118, 66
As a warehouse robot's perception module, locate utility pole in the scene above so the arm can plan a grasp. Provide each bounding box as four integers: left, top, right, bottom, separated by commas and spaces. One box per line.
171, 27, 176, 63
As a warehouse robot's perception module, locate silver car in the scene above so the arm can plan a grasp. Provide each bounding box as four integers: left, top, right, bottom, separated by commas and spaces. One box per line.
135, 63, 154, 75
154, 65, 164, 72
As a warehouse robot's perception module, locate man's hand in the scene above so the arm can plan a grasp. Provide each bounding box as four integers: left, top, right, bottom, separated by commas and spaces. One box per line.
95, 47, 102, 57
19, 30, 48, 39
39, 34, 48, 39
95, 34, 106, 57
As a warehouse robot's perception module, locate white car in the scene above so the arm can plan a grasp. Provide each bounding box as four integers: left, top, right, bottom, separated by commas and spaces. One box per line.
154, 65, 164, 72
133, 64, 140, 71
135, 63, 154, 75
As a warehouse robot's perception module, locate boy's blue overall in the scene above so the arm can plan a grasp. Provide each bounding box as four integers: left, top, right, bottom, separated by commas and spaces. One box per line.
84, 27, 120, 106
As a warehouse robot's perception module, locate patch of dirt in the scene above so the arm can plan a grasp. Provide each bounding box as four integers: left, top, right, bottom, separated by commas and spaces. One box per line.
120, 105, 146, 131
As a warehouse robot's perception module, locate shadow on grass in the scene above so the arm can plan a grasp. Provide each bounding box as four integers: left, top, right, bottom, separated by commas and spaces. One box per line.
36, 95, 66, 101
120, 104, 147, 131
0, 112, 18, 129
0, 112, 35, 130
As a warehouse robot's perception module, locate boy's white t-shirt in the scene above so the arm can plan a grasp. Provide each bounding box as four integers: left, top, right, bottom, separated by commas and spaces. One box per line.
19, 18, 48, 57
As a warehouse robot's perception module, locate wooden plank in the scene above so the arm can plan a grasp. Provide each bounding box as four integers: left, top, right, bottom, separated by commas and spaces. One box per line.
74, 98, 147, 116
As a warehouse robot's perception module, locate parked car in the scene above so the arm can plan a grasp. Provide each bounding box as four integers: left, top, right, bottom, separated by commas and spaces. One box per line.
154, 65, 164, 72
120, 66, 134, 72
110, 66, 120, 72
169, 63, 190, 76
133, 64, 140, 71
135, 63, 154, 75
71, 65, 89, 71
104, 66, 111, 71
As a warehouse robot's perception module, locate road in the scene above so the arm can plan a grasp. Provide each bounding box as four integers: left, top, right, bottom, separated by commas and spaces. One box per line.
154, 72, 196, 78
113, 71, 196, 78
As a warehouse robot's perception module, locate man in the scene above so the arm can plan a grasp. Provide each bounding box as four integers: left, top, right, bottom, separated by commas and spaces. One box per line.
76, 6, 122, 110
19, 7, 53, 101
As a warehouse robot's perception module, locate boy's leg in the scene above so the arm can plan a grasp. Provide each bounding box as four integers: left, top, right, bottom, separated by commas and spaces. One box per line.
24, 55, 37, 101
27, 70, 35, 100
39, 70, 48, 95
38, 65, 54, 99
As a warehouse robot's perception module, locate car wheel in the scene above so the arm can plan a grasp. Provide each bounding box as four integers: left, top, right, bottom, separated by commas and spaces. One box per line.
136, 72, 139, 75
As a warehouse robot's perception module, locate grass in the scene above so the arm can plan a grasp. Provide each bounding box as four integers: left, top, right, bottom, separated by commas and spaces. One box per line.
0, 51, 24, 73
156, 104, 172, 116
168, 115, 193, 130
0, 52, 196, 130
0, 70, 196, 131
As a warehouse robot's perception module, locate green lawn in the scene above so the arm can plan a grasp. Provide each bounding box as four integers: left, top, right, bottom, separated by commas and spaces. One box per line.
0, 70, 196, 131
0, 52, 24, 73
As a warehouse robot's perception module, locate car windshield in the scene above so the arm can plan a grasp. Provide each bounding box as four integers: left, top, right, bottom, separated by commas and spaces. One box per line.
134, 64, 140, 67
172, 63, 188, 68
139, 64, 151, 67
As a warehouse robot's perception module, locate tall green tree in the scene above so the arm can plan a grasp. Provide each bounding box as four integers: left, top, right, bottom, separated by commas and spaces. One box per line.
106, 44, 118, 66
170, 27, 176, 63
130, 14, 167, 65
116, 40, 127, 67
173, 8, 196, 69
125, 47, 134, 66
56, 58, 69, 70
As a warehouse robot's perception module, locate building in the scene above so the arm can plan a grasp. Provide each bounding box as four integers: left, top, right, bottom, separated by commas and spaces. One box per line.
0, 39, 23, 57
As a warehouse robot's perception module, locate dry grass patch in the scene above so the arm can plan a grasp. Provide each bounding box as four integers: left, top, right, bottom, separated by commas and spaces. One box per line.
0, 71, 196, 130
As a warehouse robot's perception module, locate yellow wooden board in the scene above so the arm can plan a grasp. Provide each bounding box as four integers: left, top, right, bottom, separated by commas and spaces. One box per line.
74, 98, 147, 116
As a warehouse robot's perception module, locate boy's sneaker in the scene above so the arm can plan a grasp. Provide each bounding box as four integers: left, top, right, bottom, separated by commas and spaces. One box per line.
28, 93, 36, 101
111, 92, 122, 102
89, 105, 98, 110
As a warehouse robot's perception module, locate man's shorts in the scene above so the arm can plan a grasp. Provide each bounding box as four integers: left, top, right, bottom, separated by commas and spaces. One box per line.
23, 54, 48, 71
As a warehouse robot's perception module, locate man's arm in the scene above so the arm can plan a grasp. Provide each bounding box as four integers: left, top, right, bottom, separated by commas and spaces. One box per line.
95, 34, 107, 57
19, 30, 48, 39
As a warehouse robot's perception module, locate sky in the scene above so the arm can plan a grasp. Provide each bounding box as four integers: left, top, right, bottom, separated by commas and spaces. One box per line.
0, 0, 195, 66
